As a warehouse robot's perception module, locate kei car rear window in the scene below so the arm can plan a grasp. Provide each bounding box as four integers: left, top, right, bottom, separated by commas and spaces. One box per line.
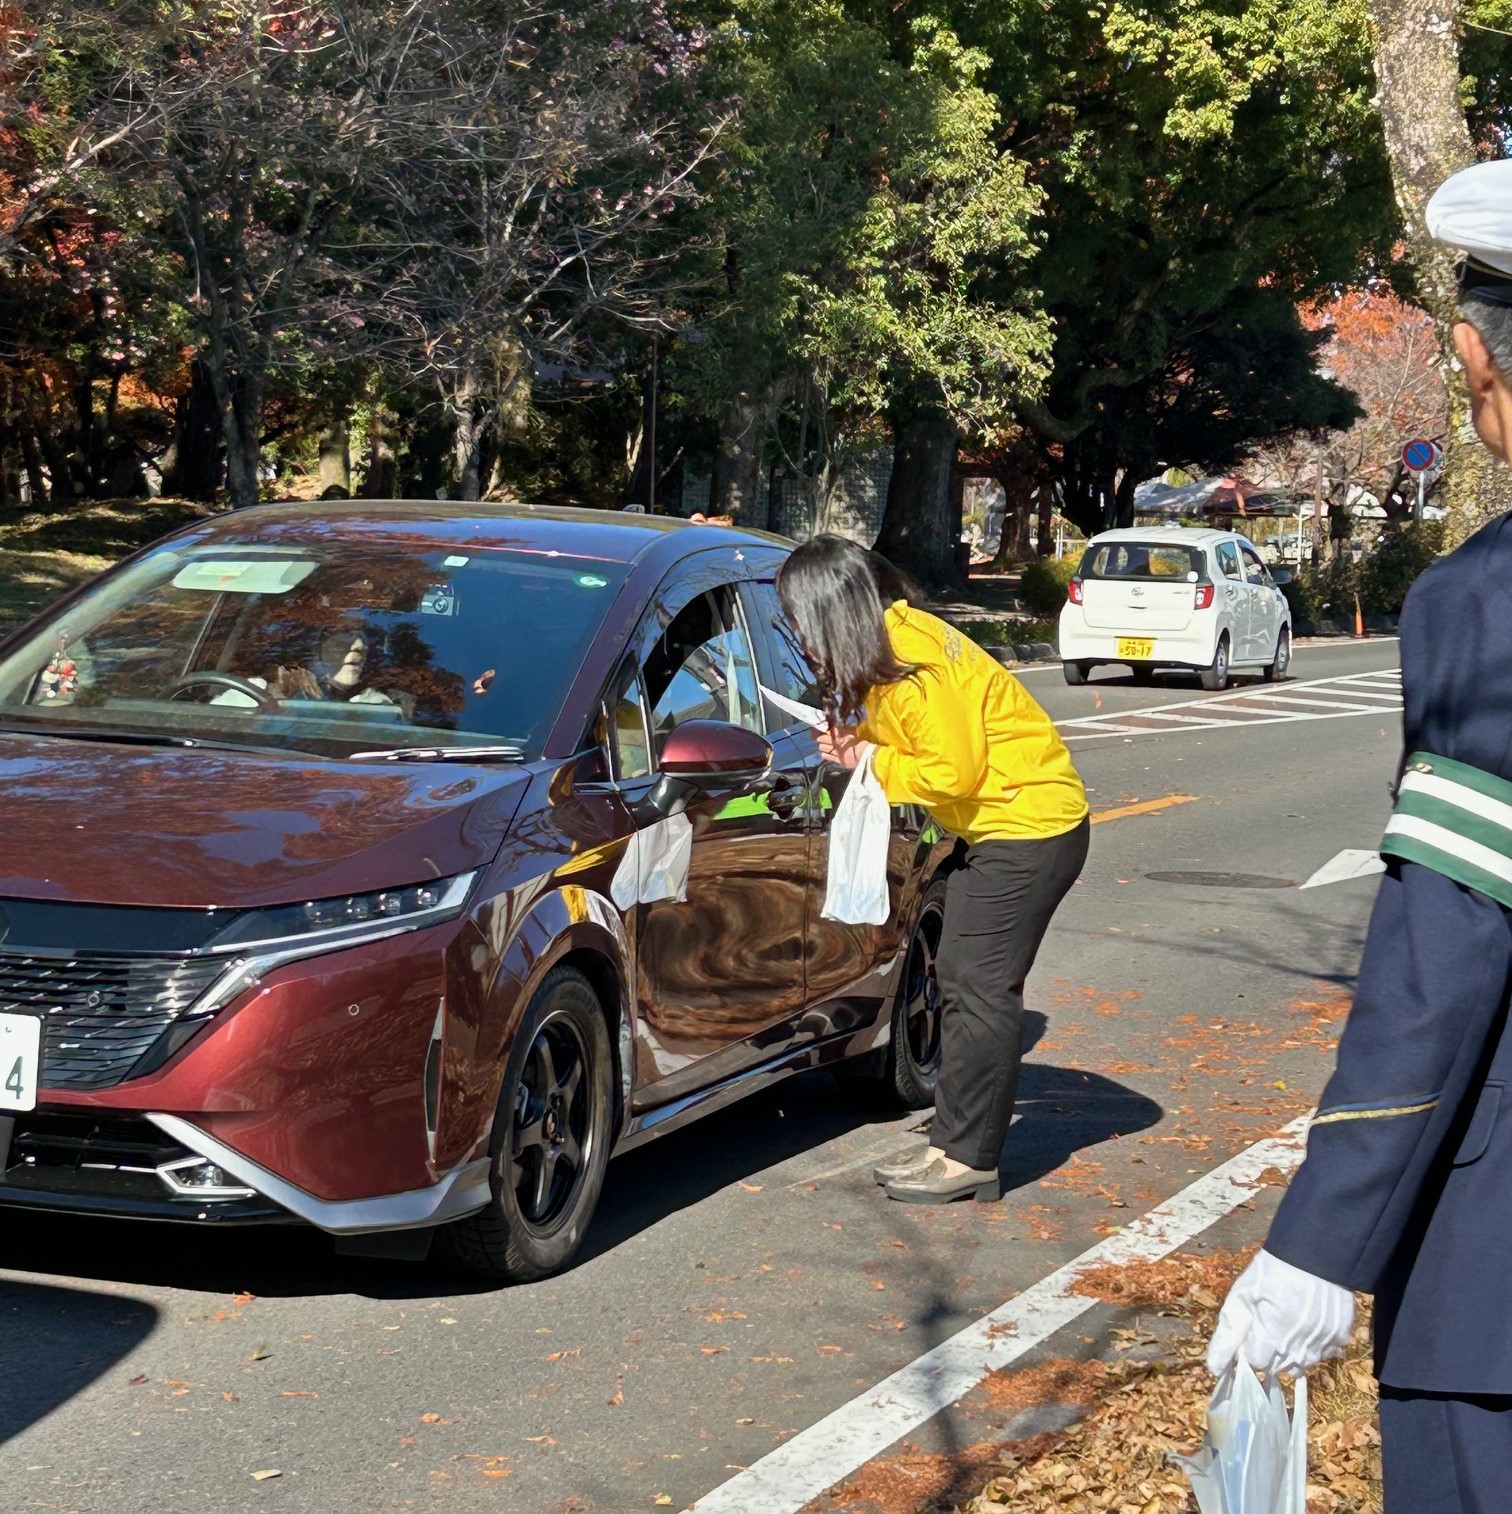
1080, 543, 1204, 581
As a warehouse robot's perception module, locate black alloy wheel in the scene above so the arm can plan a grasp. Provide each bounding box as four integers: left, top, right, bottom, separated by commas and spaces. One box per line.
441, 966, 613, 1283
511, 1010, 593, 1231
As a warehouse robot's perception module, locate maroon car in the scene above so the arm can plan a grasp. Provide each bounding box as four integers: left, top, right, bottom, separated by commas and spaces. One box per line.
0, 501, 951, 1280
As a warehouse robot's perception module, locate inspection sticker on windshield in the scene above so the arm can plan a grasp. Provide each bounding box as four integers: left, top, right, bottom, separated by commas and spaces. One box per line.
0, 1012, 40, 1113
576, 573, 609, 588
173, 558, 317, 595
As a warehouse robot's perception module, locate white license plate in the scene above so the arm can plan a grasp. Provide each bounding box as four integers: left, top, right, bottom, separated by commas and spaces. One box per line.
0, 1013, 41, 1113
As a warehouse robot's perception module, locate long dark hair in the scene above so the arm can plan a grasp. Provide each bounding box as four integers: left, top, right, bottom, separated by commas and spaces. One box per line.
776, 535, 918, 722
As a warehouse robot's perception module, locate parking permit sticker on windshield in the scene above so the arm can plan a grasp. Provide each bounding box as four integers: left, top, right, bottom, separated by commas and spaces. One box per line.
576, 573, 609, 589
443, 555, 470, 568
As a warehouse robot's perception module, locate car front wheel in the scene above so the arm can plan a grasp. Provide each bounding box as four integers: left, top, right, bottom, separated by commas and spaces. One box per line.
1264, 627, 1291, 682
1200, 633, 1231, 691
441, 966, 614, 1284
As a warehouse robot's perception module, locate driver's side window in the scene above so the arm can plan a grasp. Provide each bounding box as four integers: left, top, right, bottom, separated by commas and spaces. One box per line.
609, 584, 762, 778
1240, 547, 1272, 585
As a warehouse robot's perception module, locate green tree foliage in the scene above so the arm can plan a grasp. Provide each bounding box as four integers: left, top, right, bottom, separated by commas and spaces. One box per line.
674, 2, 1048, 541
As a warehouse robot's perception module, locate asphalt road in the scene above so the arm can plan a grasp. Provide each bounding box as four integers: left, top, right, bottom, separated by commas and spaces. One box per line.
1, 639, 1401, 1514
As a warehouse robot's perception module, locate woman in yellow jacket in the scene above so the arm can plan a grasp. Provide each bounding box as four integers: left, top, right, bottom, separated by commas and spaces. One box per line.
777, 535, 1089, 1204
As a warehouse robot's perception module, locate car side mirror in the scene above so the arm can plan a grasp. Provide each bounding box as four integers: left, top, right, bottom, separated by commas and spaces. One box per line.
634, 721, 774, 824
659, 720, 773, 785
1271, 569, 1293, 586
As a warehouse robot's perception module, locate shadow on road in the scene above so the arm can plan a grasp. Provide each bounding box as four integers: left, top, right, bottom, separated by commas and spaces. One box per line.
0, 1278, 157, 1444
0, 1018, 1162, 1305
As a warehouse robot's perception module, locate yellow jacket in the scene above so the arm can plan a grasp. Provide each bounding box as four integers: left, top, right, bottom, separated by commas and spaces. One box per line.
858, 603, 1088, 844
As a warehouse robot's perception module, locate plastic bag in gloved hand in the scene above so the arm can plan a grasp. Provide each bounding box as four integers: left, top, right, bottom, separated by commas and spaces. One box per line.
1174, 1363, 1307, 1514
822, 746, 891, 925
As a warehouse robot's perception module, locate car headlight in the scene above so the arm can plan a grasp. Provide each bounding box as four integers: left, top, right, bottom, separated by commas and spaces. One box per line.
205, 874, 477, 953
179, 872, 478, 1023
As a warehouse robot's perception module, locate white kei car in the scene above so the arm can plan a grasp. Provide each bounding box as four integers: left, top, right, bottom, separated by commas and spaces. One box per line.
1057, 526, 1293, 689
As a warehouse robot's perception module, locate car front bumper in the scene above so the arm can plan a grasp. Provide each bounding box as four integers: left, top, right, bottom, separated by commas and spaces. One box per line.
0, 922, 499, 1234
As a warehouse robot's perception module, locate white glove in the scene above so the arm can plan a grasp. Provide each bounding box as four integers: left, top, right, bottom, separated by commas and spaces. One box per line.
1206, 1248, 1354, 1378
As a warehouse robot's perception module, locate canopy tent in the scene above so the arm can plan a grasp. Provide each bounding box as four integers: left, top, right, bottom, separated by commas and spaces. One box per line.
1133, 475, 1299, 520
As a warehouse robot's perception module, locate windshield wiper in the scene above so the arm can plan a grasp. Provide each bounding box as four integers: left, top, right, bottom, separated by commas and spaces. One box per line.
347, 744, 527, 764
0, 722, 276, 755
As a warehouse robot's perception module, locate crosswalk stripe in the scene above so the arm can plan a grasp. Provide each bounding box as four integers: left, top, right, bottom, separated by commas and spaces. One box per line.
1058, 667, 1401, 743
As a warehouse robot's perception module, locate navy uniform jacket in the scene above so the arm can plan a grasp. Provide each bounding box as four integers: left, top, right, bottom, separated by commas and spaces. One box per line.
1267, 513, 1512, 1393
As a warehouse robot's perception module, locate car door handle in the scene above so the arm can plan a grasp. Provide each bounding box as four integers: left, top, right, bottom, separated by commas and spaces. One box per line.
762, 775, 808, 817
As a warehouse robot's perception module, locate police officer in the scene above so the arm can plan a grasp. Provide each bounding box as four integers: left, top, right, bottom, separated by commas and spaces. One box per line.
1205, 157, 1512, 1509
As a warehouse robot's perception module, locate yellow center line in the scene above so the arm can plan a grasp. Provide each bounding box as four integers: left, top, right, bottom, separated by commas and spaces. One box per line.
1090, 794, 1200, 825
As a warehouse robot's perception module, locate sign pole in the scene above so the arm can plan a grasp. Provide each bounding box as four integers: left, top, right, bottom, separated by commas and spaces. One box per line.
1415, 471, 1425, 523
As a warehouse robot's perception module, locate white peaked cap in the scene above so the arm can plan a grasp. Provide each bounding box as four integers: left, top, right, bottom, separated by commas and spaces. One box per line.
1426, 159, 1512, 278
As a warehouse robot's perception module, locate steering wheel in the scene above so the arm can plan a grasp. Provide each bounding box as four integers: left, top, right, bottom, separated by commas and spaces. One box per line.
167, 672, 281, 709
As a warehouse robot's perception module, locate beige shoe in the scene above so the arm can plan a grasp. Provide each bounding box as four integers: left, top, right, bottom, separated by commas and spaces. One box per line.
884, 1158, 1001, 1204
872, 1143, 935, 1186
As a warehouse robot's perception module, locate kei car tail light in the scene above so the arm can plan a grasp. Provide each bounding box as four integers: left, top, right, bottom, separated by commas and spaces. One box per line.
1067, 580, 1083, 605
1194, 583, 1215, 610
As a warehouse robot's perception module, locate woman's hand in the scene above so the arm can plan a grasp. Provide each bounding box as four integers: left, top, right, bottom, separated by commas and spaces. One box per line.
817, 724, 873, 770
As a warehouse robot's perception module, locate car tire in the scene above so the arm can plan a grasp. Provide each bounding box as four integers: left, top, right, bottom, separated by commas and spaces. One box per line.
1062, 661, 1090, 686
1264, 627, 1291, 683
837, 878, 946, 1109
1130, 665, 1155, 686
1200, 634, 1231, 691
440, 966, 614, 1284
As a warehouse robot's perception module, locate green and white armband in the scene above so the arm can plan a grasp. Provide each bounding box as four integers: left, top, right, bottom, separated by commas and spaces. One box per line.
1382, 751, 1512, 907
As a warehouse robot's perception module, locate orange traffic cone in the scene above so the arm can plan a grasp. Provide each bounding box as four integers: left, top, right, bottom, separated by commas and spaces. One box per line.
1354, 594, 1364, 638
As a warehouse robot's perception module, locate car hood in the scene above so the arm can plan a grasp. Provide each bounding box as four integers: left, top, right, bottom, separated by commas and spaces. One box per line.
0, 734, 532, 908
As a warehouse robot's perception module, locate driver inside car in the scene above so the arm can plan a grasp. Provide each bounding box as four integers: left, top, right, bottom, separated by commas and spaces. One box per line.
210, 629, 402, 710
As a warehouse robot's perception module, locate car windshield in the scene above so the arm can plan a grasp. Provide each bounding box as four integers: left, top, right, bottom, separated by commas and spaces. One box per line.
1081, 542, 1204, 581
0, 539, 627, 759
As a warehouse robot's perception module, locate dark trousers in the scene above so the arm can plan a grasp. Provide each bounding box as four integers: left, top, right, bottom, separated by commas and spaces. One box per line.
932, 818, 1090, 1170
1380, 1386, 1512, 1512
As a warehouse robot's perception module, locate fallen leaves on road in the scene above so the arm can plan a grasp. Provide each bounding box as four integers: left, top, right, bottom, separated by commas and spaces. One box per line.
250, 1469, 281, 1481
233, 1291, 256, 1305
935, 1250, 1381, 1514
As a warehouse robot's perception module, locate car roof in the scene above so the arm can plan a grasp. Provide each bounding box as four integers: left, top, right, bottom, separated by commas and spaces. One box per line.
172, 498, 793, 564
1084, 526, 1241, 547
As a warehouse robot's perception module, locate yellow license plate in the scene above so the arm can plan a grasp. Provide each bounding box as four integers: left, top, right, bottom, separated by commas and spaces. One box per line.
1117, 638, 1155, 659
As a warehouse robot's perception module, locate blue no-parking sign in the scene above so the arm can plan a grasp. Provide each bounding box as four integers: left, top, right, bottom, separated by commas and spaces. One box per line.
1403, 437, 1440, 473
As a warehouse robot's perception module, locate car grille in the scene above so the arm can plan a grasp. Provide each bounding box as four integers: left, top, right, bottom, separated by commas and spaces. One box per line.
0, 952, 228, 1091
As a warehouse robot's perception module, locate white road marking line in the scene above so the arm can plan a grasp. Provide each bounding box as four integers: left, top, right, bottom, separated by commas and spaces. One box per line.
1057, 669, 1401, 743
688, 1115, 1311, 1514
1234, 693, 1397, 712
1300, 849, 1388, 889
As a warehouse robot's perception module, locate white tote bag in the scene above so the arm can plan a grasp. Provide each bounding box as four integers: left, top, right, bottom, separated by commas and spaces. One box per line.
759, 684, 892, 925
822, 747, 892, 926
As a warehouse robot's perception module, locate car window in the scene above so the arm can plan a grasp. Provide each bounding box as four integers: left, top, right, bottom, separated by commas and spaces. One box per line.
747, 580, 823, 718
608, 668, 652, 780
643, 587, 763, 743
1215, 542, 1243, 581
1239, 546, 1272, 584
1081, 543, 1203, 581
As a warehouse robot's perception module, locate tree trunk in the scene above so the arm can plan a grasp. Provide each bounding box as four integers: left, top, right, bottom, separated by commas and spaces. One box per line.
766, 464, 787, 534
873, 407, 962, 589
1368, 0, 1512, 542
19, 423, 47, 506
711, 389, 766, 521
163, 360, 222, 502
449, 373, 487, 501
362, 397, 398, 499
36, 423, 76, 505
317, 419, 351, 497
